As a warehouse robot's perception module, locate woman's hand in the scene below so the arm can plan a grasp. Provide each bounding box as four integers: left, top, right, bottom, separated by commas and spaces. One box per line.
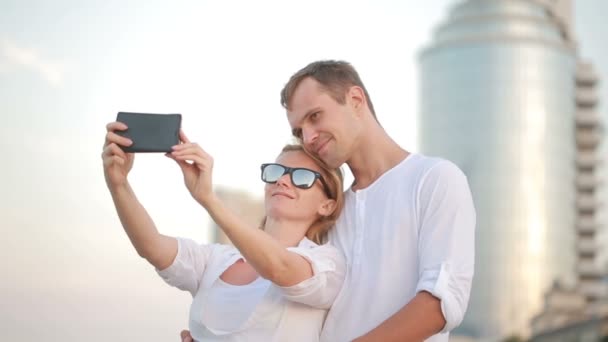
168, 130, 215, 206
102, 121, 134, 189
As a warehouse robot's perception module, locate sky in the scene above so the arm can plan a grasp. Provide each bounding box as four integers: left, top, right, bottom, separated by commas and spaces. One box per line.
0, 1, 606, 341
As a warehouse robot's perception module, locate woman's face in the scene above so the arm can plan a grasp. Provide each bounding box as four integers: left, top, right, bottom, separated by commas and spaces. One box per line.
263, 150, 330, 223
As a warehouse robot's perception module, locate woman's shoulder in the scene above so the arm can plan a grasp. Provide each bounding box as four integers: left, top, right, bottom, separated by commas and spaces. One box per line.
296, 237, 339, 251
290, 238, 345, 264
174, 237, 244, 265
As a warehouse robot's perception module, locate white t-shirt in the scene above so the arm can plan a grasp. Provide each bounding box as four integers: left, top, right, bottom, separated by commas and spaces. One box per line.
320, 153, 476, 342
157, 237, 345, 342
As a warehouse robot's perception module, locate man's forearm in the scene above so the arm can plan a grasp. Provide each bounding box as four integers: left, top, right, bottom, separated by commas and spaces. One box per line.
353, 291, 446, 342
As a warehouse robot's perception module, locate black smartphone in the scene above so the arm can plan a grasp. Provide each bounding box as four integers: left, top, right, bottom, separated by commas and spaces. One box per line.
115, 112, 182, 153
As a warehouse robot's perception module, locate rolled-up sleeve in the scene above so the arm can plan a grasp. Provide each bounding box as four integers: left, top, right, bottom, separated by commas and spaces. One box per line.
156, 237, 213, 296
277, 244, 346, 309
415, 161, 476, 333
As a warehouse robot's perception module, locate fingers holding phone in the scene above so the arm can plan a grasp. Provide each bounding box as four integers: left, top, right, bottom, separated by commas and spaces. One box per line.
103, 111, 181, 188
169, 132, 215, 206
178, 129, 190, 144
102, 121, 135, 189
105, 121, 133, 148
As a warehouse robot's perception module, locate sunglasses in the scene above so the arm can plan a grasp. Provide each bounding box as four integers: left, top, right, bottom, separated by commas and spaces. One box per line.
261, 163, 332, 198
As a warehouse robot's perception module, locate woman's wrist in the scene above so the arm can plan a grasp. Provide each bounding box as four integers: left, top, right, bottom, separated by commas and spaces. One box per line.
198, 191, 220, 209
108, 181, 132, 197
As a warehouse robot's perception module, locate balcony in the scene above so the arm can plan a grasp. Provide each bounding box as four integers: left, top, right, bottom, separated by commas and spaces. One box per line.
576, 216, 599, 234
577, 238, 598, 256
578, 260, 603, 277
576, 129, 602, 148
576, 151, 601, 169
576, 194, 598, 212
576, 108, 601, 127
576, 173, 601, 191
576, 88, 598, 107
576, 62, 599, 86
579, 281, 607, 299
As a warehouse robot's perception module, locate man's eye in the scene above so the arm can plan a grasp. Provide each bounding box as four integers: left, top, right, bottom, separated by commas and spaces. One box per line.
311, 112, 320, 120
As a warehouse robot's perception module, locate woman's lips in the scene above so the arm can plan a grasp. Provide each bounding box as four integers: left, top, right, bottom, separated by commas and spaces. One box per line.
272, 191, 294, 199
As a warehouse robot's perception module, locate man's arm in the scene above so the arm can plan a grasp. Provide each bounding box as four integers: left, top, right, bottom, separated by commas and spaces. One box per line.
353, 291, 445, 342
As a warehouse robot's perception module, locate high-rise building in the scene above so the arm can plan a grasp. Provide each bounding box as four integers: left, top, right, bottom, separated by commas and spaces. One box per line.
417, 0, 591, 339
529, 60, 606, 342
573, 61, 604, 310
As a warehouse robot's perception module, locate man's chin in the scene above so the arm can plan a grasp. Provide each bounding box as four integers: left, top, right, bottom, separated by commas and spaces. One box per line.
316, 151, 331, 165
321, 154, 343, 169
307, 146, 341, 167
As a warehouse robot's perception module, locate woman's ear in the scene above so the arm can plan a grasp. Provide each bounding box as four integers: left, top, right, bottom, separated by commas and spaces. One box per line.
318, 198, 337, 217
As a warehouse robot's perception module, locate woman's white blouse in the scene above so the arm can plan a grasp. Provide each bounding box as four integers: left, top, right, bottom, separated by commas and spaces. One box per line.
157, 237, 345, 342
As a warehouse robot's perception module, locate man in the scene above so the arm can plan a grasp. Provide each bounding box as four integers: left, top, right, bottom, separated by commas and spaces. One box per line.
281, 60, 475, 342
182, 60, 475, 341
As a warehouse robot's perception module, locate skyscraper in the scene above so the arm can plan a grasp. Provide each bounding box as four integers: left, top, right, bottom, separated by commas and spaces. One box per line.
418, 0, 585, 339
528, 60, 606, 342
573, 61, 604, 310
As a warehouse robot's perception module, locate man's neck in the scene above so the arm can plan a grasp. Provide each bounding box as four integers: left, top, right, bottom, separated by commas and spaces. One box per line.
348, 128, 409, 191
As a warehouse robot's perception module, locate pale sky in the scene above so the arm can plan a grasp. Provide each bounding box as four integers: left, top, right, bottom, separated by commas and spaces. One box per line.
0, 1, 606, 341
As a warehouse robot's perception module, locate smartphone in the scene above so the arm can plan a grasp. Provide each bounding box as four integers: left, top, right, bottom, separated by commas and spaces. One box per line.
115, 112, 182, 153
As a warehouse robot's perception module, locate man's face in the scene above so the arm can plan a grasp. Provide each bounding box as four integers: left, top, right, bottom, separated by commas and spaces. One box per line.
286, 78, 359, 168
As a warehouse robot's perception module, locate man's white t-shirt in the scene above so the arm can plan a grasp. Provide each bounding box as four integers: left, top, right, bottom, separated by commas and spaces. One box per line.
321, 153, 476, 342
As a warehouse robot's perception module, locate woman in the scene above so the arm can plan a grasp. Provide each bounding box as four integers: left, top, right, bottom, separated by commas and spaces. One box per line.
102, 121, 345, 341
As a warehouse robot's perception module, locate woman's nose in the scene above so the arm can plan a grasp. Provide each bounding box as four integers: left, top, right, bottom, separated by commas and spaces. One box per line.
276, 173, 292, 188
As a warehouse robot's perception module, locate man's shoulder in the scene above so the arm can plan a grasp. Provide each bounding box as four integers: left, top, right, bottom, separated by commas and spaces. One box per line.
401, 154, 469, 194
408, 152, 450, 168
409, 153, 464, 175
397, 153, 463, 179
409, 156, 473, 203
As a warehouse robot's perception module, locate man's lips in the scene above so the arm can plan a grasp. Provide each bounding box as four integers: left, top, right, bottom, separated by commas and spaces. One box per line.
315, 139, 330, 155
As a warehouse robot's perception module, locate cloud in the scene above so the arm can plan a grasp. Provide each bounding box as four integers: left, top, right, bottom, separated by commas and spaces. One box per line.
0, 38, 65, 87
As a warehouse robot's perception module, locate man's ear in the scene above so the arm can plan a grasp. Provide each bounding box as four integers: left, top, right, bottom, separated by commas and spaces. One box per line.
347, 85, 366, 113
318, 198, 337, 217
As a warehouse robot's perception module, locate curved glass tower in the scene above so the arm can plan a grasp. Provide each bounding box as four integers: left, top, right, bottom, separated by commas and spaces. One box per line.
418, 0, 577, 339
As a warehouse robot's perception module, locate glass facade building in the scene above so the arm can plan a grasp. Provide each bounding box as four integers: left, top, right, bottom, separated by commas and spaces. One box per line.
418, 0, 577, 339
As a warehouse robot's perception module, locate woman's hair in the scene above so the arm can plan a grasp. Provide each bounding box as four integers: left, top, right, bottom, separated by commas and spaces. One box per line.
260, 144, 345, 244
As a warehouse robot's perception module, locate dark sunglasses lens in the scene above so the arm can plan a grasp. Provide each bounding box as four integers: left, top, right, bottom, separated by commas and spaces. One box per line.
262, 164, 286, 182
292, 169, 316, 188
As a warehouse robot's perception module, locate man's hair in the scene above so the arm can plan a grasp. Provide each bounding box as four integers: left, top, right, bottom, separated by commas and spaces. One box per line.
280, 60, 377, 120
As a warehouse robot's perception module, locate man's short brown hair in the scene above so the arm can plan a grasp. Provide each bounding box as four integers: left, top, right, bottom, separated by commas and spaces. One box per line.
280, 60, 377, 119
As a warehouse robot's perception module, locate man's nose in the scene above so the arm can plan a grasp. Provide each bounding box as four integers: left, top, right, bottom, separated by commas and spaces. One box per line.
302, 128, 318, 147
